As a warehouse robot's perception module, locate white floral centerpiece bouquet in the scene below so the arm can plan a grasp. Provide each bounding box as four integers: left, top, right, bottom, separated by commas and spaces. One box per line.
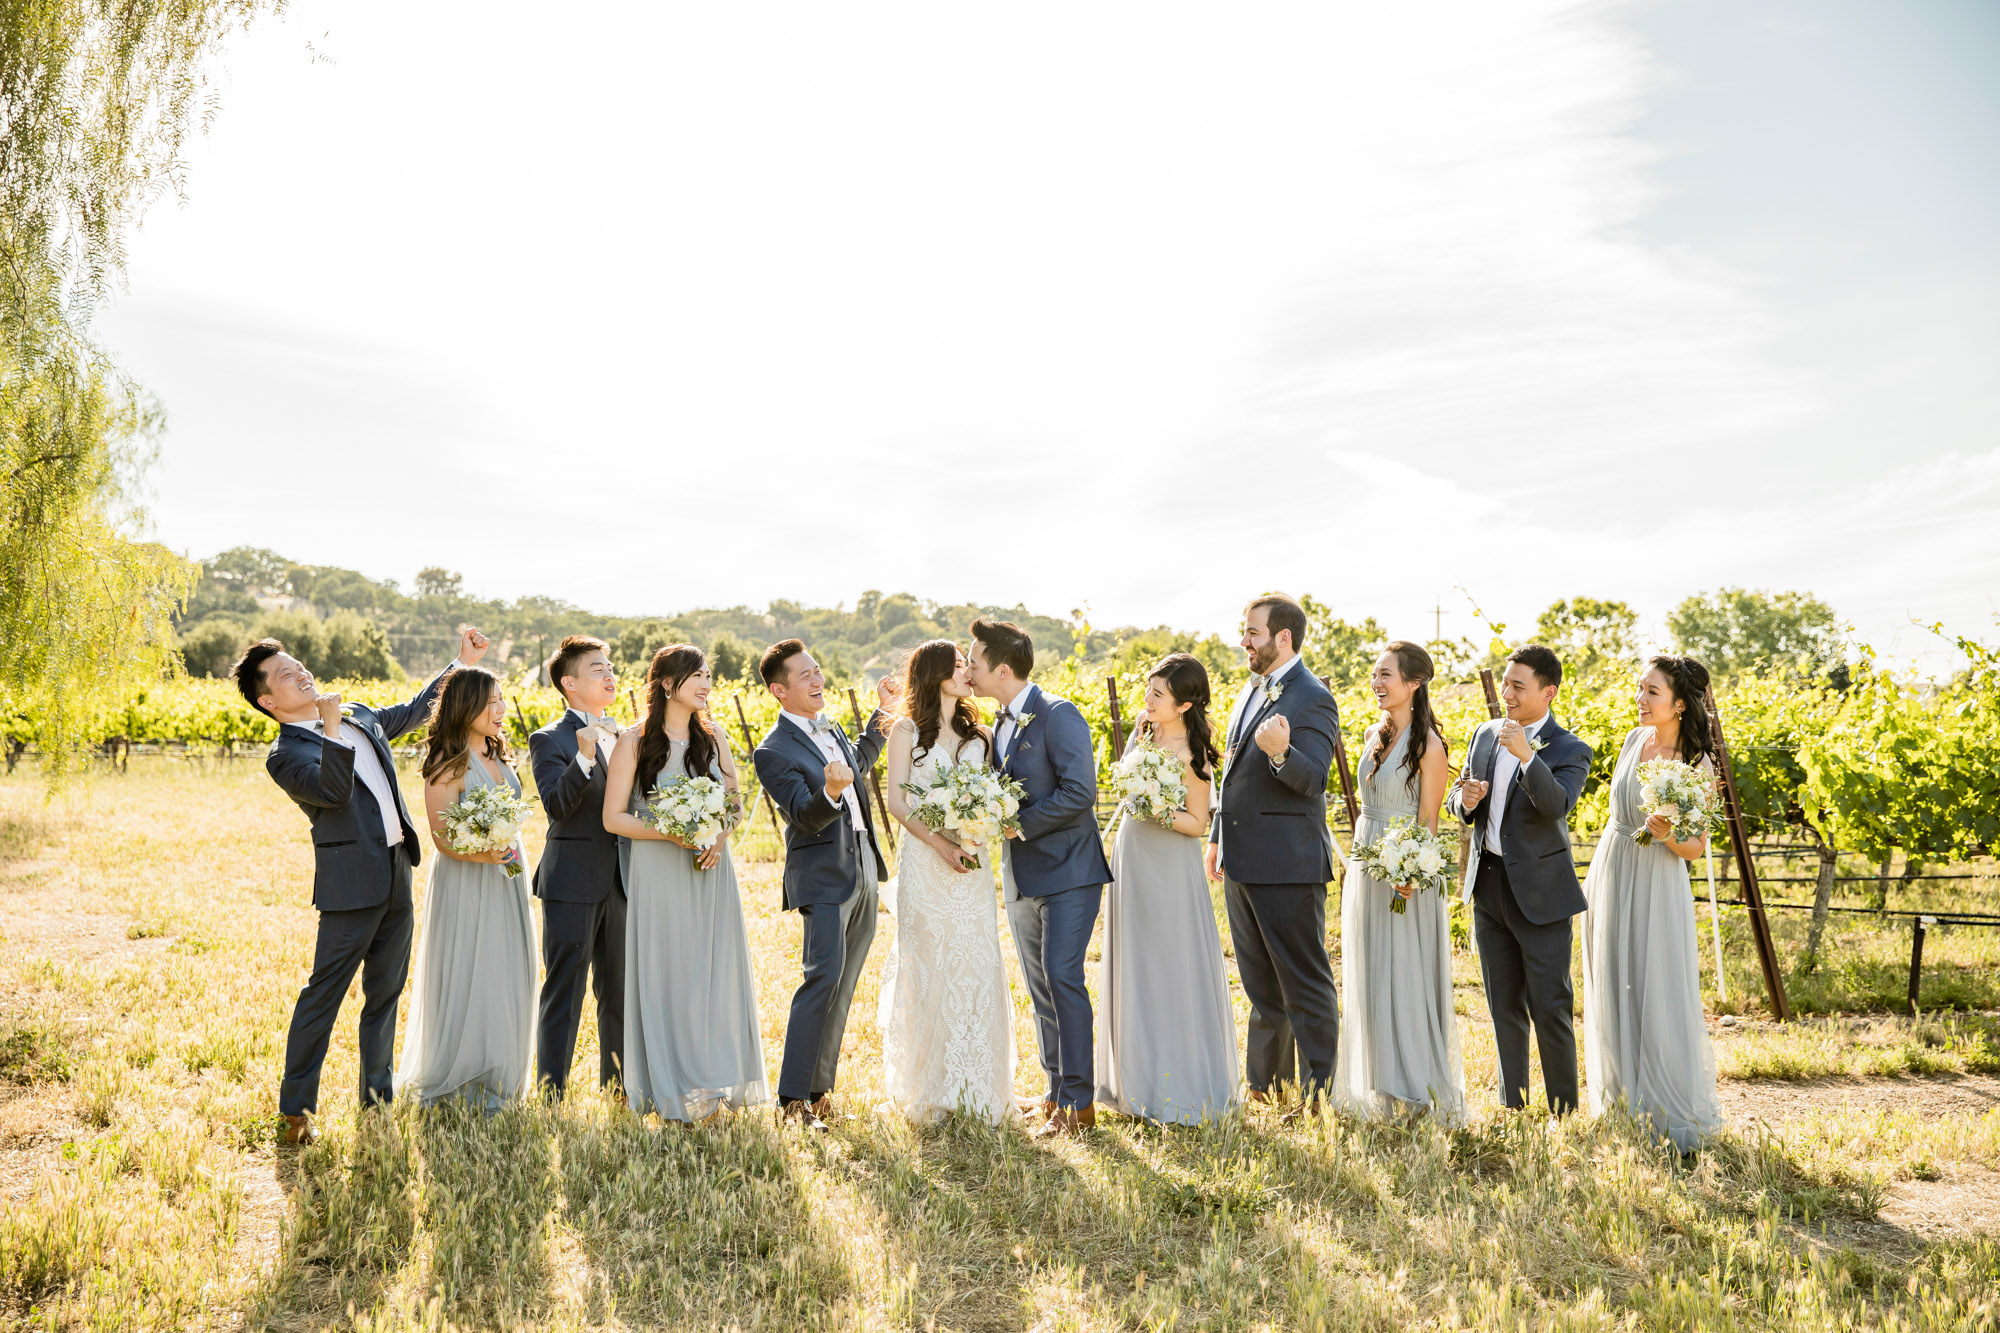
1353, 817, 1456, 916
1110, 742, 1188, 828
1633, 757, 1719, 847
900, 761, 1025, 869
644, 774, 740, 853
441, 783, 530, 878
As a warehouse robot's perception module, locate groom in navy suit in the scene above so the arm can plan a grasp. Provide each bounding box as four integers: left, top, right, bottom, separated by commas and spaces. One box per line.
970, 618, 1111, 1137
1207, 593, 1342, 1114
527, 635, 627, 1099
1448, 644, 1593, 1114
237, 626, 489, 1144
752, 639, 896, 1130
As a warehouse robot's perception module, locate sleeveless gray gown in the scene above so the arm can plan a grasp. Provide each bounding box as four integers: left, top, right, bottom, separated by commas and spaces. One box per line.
1095, 741, 1239, 1125
1333, 726, 1466, 1122
395, 754, 538, 1108
1582, 727, 1724, 1151
622, 737, 770, 1121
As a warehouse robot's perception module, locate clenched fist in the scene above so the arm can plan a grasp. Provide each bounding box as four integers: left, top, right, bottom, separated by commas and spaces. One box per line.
1457, 776, 1490, 811
824, 760, 855, 801
458, 626, 491, 665
1498, 719, 1532, 761
315, 691, 344, 739
1254, 713, 1291, 760
875, 674, 902, 709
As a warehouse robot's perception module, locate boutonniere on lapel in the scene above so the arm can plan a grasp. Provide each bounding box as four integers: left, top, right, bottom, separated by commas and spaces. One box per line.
1529, 738, 1548, 754
1264, 681, 1285, 704
1013, 711, 1036, 731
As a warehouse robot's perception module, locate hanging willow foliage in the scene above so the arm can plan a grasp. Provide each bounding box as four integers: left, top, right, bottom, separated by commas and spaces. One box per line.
1, 0, 280, 777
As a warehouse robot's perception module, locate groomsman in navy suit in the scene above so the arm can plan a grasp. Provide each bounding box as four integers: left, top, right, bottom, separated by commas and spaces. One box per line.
527, 635, 627, 1098
1207, 593, 1342, 1115
752, 640, 896, 1131
970, 618, 1111, 1137
1448, 644, 1593, 1114
238, 626, 489, 1144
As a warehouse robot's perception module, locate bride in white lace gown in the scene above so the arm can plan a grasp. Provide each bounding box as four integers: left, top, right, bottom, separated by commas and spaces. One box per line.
878, 639, 1017, 1123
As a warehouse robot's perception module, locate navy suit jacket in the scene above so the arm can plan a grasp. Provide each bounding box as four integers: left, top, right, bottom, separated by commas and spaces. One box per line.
528, 711, 625, 905
1210, 662, 1339, 886
752, 710, 889, 911
998, 685, 1112, 897
266, 670, 449, 912
1447, 713, 1593, 924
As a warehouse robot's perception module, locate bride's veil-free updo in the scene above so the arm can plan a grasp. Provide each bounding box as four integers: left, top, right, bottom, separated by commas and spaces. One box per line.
891, 639, 982, 763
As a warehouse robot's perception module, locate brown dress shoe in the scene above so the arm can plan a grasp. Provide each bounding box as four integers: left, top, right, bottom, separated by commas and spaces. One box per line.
281, 1113, 319, 1146
1279, 1098, 1323, 1126
1017, 1097, 1057, 1121
810, 1095, 835, 1122
1033, 1105, 1097, 1138
780, 1100, 830, 1132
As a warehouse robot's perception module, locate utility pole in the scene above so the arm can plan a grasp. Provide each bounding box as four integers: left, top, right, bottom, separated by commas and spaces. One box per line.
1433, 595, 1444, 644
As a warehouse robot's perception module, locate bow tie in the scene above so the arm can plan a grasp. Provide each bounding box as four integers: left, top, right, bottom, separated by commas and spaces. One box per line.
810, 716, 837, 736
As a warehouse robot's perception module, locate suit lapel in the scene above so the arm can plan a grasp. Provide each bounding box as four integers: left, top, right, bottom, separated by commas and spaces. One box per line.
1001, 685, 1041, 776
782, 716, 831, 776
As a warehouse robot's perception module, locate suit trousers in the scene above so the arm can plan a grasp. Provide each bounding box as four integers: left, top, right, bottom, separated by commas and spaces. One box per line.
279, 844, 415, 1116
779, 834, 879, 1102
1223, 878, 1340, 1100
1472, 851, 1579, 1113
1005, 879, 1104, 1110
536, 888, 628, 1095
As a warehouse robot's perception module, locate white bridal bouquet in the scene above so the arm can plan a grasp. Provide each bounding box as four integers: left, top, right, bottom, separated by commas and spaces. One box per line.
644, 774, 740, 852
1110, 742, 1189, 828
1633, 757, 1719, 847
1353, 817, 1456, 916
441, 783, 530, 878
900, 761, 1025, 869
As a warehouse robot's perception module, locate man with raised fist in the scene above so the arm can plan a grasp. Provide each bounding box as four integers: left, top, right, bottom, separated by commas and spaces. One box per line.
236, 626, 490, 1145
751, 639, 896, 1131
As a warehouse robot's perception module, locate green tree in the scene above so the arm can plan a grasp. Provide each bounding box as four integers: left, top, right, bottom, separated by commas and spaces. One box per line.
2, 0, 276, 776
1534, 597, 1639, 683
1668, 588, 1842, 680
1298, 595, 1386, 690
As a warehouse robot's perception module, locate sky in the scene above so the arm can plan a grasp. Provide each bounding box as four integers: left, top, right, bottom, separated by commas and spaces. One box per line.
98, 0, 2000, 669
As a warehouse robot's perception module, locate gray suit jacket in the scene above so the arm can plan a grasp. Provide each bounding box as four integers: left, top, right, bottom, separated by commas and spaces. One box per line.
1447, 714, 1592, 924
1209, 663, 1339, 886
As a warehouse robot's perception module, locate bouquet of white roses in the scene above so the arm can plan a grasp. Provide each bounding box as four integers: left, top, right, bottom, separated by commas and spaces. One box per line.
1110, 742, 1188, 828
644, 773, 740, 852
1353, 817, 1455, 916
441, 782, 530, 878
900, 761, 1024, 869
1633, 757, 1718, 847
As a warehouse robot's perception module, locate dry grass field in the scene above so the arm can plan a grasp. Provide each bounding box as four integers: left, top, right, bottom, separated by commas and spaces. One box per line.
2, 757, 1998, 1331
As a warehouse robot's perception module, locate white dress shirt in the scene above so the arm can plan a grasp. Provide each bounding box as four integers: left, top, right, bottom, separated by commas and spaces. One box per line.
1484, 713, 1550, 856
310, 716, 404, 849
993, 690, 1036, 765
1226, 652, 1304, 756
782, 709, 863, 832
567, 706, 614, 776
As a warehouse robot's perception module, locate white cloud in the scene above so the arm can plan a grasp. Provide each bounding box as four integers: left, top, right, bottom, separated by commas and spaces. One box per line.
92, 0, 1998, 669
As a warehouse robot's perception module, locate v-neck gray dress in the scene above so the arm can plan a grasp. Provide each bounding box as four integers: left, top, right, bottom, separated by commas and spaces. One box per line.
396, 754, 538, 1108
1332, 726, 1466, 1122
622, 737, 770, 1121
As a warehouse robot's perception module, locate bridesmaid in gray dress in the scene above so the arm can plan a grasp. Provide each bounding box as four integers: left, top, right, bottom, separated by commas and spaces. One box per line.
1582, 655, 1725, 1153
1333, 642, 1465, 1122
602, 644, 770, 1122
398, 667, 538, 1109
1096, 653, 1240, 1125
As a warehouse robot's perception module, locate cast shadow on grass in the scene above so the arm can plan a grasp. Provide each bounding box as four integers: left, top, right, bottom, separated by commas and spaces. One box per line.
555, 1101, 860, 1329
248, 1105, 423, 1326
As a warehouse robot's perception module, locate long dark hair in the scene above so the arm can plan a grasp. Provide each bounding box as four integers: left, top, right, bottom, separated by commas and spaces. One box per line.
1647, 653, 1714, 765
637, 644, 720, 791
1370, 641, 1443, 789
1143, 653, 1219, 782
421, 667, 510, 783
890, 639, 981, 762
